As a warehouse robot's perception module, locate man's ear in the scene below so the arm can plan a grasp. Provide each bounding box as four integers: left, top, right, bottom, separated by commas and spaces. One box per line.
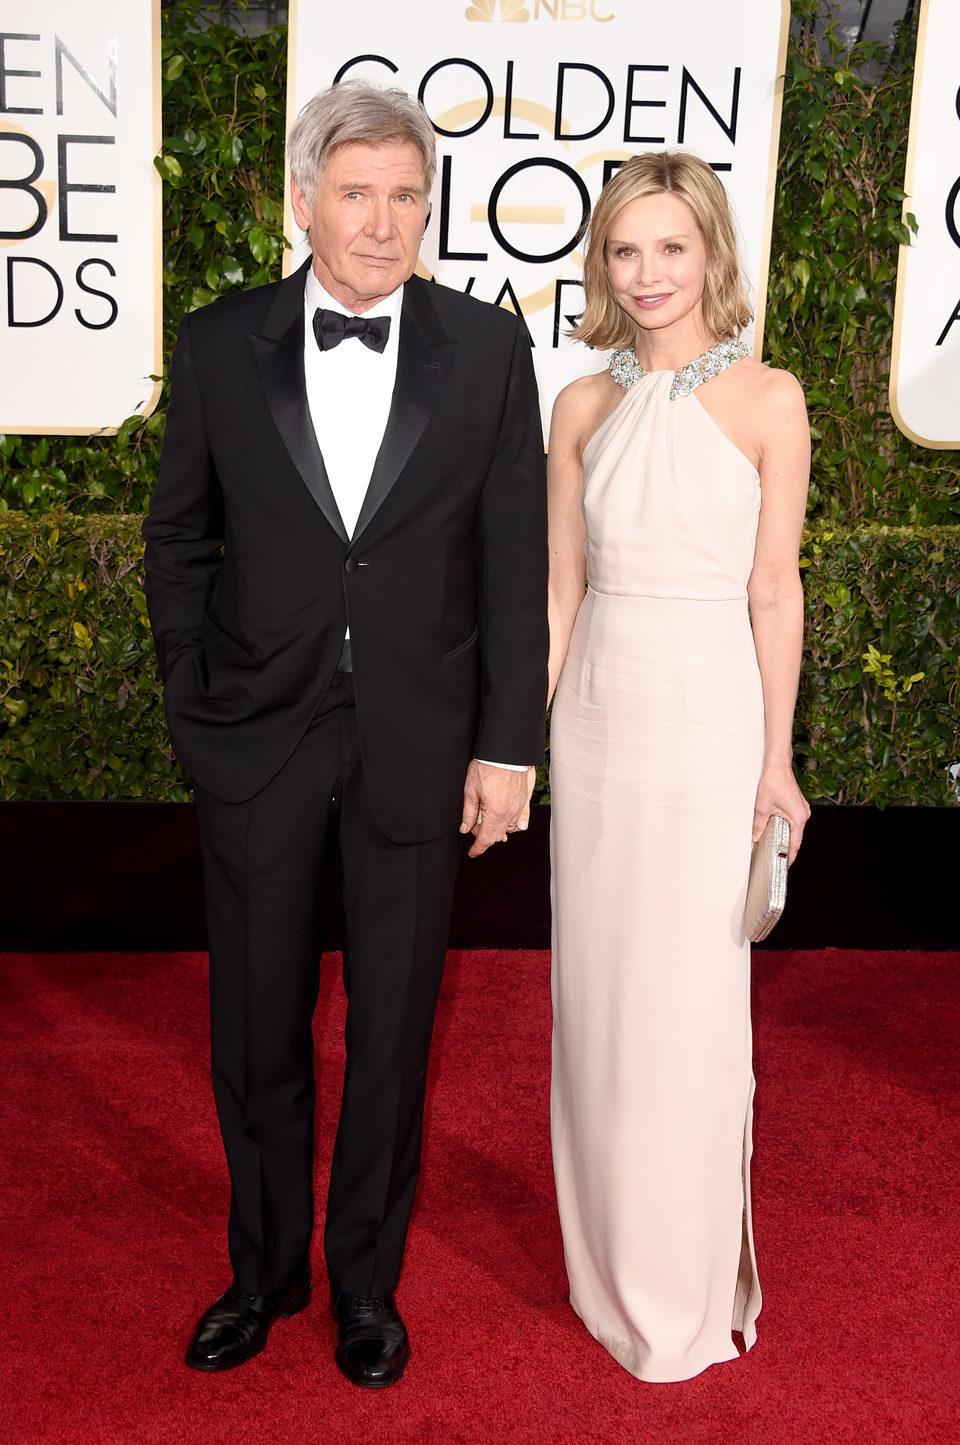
290, 176, 312, 232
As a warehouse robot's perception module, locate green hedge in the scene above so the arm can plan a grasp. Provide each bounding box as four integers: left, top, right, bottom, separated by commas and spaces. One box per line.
797, 526, 958, 803
1, 512, 955, 805
0, 514, 186, 800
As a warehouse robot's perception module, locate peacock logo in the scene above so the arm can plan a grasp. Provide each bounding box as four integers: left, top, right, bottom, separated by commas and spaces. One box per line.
465, 0, 531, 22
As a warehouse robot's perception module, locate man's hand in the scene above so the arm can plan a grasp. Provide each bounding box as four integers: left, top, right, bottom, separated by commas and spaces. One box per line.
460, 762, 536, 858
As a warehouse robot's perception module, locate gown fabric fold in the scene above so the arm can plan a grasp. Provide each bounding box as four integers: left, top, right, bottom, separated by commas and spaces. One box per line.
550, 359, 764, 1383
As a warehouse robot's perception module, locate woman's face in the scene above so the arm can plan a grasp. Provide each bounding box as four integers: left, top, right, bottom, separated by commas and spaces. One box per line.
605, 191, 709, 339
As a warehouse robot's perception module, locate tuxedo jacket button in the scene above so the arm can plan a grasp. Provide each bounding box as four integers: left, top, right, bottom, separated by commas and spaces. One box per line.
344, 557, 359, 574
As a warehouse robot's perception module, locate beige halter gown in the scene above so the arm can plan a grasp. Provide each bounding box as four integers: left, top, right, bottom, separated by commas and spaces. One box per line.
550, 342, 764, 1383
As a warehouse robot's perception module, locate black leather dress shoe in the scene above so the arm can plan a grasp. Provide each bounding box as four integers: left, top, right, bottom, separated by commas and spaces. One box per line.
186, 1278, 312, 1372
331, 1292, 410, 1389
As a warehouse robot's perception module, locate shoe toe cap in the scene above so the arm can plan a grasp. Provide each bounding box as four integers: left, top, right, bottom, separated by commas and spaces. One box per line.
337, 1336, 409, 1387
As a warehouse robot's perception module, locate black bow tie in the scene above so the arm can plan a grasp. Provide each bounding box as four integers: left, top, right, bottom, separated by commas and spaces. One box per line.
313, 307, 391, 354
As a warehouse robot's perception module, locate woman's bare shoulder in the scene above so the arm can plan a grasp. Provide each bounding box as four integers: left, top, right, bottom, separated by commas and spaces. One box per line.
551, 368, 622, 447
735, 356, 806, 408
554, 368, 620, 411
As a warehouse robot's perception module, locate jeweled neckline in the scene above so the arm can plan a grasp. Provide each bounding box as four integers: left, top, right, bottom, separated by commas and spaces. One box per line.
609, 338, 749, 400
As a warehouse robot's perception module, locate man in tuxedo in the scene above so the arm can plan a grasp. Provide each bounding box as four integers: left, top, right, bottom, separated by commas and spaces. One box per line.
143, 82, 547, 1388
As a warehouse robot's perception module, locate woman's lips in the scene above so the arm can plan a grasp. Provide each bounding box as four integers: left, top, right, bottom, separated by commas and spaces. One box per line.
633, 293, 673, 308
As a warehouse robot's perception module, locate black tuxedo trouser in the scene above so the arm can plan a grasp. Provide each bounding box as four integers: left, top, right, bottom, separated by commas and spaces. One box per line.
193, 674, 462, 1299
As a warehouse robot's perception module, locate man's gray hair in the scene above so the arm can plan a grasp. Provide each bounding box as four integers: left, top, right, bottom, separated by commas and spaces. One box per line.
288, 80, 437, 203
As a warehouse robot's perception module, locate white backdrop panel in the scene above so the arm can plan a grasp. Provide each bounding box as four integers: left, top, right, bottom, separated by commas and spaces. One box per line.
891, 0, 960, 448
0, 0, 161, 434
286, 0, 789, 430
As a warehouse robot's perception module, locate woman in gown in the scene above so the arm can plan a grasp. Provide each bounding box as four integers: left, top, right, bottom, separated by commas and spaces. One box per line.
547, 152, 811, 1383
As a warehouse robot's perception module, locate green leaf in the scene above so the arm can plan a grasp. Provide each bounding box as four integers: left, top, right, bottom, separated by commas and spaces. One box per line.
247, 225, 273, 265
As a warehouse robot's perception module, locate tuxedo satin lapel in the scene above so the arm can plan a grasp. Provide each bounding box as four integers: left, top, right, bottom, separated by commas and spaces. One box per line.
352, 279, 454, 543
249, 264, 349, 544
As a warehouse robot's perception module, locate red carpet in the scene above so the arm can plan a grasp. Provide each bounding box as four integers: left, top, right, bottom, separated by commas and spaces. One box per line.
2, 948, 958, 1443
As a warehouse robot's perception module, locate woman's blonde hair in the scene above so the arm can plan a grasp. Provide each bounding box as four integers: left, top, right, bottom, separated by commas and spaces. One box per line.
573, 151, 752, 350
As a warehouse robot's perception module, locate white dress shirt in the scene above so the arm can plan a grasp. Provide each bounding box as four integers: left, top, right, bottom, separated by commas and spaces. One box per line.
303, 269, 403, 539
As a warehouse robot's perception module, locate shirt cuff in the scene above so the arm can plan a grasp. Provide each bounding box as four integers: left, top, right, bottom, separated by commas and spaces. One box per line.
474, 759, 530, 772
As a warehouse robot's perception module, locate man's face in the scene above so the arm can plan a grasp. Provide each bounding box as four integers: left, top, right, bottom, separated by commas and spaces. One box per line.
291, 140, 428, 314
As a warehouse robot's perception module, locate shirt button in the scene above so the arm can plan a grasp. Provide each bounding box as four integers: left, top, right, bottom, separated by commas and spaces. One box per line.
344, 557, 359, 574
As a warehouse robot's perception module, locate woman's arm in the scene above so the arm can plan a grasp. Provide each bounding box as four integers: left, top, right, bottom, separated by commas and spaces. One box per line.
546, 383, 589, 706
747, 369, 812, 863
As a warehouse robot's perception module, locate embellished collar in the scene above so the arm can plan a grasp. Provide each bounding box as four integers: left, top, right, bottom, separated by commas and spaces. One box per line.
609, 338, 749, 399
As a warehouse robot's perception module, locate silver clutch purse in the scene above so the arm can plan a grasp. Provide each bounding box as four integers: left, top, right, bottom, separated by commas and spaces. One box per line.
745, 814, 790, 943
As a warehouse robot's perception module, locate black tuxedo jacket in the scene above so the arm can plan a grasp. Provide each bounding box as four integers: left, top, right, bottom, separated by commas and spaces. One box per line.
143, 263, 548, 843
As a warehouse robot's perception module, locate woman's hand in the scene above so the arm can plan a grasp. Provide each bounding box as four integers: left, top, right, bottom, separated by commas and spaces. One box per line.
752, 765, 811, 865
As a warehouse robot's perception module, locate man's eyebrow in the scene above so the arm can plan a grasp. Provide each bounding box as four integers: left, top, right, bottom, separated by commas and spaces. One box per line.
335, 180, 425, 194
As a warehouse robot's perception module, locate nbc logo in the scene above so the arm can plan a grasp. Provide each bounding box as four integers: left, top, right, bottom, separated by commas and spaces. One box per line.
465, 0, 530, 19
464, 0, 614, 20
